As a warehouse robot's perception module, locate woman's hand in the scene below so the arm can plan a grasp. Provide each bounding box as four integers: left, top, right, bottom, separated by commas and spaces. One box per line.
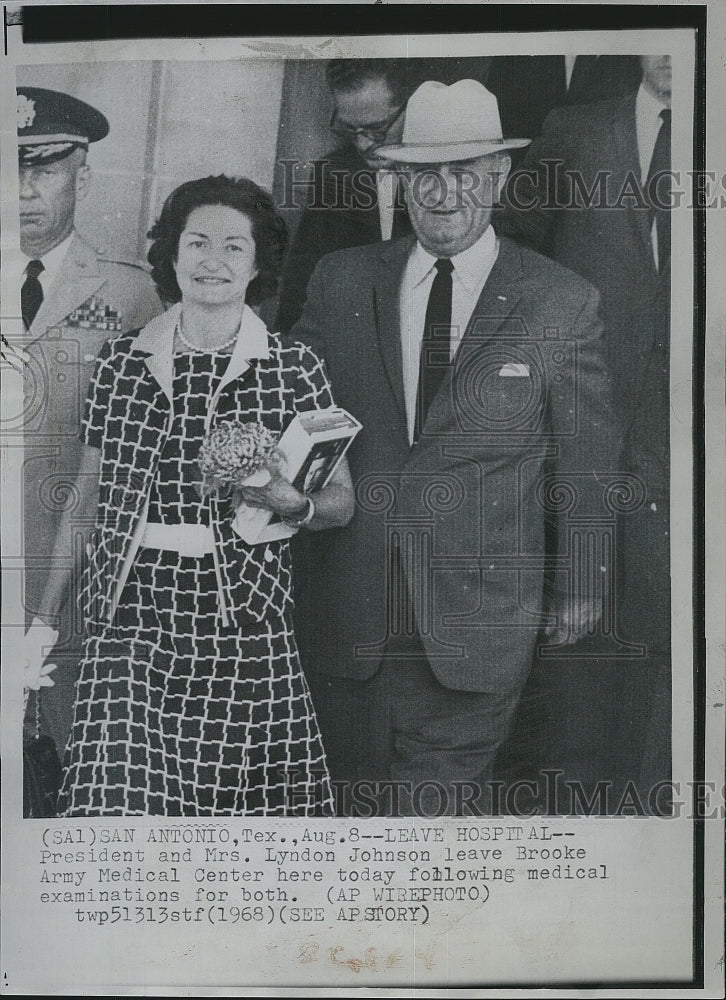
236, 451, 308, 519
236, 453, 355, 531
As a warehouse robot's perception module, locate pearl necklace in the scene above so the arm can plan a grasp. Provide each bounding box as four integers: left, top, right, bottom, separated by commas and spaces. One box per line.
175, 320, 238, 353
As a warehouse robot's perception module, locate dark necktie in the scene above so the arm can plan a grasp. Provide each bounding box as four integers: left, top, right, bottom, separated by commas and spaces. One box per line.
22, 259, 44, 328
414, 258, 453, 444
646, 108, 671, 273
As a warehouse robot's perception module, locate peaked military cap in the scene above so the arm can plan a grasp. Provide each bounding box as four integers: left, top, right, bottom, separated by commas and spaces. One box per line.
17, 86, 109, 166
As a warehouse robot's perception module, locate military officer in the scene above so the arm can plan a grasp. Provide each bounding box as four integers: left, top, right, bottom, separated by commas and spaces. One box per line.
18, 86, 162, 770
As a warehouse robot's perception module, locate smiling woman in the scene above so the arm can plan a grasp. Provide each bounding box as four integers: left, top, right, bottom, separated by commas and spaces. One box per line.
34, 174, 355, 817
173, 205, 258, 309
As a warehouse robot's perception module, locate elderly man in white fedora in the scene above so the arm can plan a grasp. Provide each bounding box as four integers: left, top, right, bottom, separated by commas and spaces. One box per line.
289, 80, 618, 816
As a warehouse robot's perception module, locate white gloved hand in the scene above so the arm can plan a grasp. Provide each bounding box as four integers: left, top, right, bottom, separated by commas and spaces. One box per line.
23, 618, 60, 692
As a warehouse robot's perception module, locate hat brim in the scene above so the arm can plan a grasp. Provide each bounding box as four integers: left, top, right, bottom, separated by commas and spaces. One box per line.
19, 140, 86, 166
373, 137, 530, 164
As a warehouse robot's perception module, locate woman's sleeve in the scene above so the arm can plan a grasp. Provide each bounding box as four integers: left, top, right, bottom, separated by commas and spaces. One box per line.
79, 336, 117, 449
294, 343, 335, 413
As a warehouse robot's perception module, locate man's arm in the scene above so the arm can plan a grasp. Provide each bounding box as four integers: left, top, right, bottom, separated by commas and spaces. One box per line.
545, 283, 621, 643
285, 253, 336, 362
35, 443, 102, 627
24, 444, 101, 691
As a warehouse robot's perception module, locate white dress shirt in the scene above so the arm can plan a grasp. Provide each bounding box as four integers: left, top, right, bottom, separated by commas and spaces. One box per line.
564, 55, 578, 90
399, 226, 499, 443
635, 84, 670, 269
21, 230, 74, 298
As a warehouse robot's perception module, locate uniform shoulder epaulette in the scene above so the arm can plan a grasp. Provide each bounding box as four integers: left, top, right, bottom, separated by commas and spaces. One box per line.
96, 249, 152, 273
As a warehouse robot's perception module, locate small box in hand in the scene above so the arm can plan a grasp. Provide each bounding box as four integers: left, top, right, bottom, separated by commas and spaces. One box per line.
232, 407, 361, 544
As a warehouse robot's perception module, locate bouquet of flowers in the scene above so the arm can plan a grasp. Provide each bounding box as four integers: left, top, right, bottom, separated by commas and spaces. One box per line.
197, 420, 279, 498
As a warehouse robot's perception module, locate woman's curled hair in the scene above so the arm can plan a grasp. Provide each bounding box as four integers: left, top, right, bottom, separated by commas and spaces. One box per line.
147, 174, 287, 306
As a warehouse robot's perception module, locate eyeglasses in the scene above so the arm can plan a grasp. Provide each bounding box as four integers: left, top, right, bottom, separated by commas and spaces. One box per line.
329, 104, 405, 144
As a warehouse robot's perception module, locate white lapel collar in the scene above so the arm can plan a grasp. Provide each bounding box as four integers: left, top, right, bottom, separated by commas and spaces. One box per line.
132, 302, 180, 403
132, 303, 272, 403
218, 305, 271, 392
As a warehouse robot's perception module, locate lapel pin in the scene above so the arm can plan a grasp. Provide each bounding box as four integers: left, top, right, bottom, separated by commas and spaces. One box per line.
497, 295, 507, 301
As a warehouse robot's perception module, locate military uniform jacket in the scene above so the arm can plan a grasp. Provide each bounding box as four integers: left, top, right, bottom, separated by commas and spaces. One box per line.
23, 233, 162, 619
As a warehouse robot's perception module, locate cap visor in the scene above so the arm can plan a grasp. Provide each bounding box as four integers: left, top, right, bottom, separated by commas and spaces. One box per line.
19, 140, 85, 166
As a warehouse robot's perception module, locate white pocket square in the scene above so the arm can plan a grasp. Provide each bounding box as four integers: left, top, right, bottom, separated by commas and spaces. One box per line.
498, 363, 530, 377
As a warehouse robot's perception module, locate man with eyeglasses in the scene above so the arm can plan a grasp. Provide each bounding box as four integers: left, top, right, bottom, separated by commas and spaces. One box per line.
275, 59, 421, 333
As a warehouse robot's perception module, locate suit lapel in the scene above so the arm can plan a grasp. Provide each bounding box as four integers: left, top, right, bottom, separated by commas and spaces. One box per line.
405, 237, 526, 447
460, 237, 525, 346
372, 238, 412, 427
28, 235, 106, 343
132, 302, 180, 404
374, 235, 528, 446
611, 95, 657, 272
421, 238, 525, 436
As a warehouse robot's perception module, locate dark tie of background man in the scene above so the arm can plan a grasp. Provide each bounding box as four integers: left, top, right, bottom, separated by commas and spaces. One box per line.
646, 108, 671, 274
414, 257, 454, 445
22, 258, 44, 328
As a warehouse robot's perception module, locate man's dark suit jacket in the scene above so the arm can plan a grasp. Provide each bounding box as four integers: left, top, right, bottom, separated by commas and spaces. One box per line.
502, 92, 668, 439
276, 145, 400, 334
289, 235, 618, 697
499, 94, 672, 799
620, 266, 671, 654
486, 55, 642, 143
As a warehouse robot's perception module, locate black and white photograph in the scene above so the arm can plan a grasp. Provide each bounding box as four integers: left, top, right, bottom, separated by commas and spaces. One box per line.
0, 3, 722, 994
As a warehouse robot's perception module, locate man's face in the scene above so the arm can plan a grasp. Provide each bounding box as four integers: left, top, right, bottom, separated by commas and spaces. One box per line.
331, 78, 405, 170
641, 56, 672, 107
402, 153, 511, 257
19, 149, 89, 256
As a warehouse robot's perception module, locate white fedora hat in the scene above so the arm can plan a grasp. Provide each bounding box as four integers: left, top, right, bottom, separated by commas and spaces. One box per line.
375, 78, 530, 163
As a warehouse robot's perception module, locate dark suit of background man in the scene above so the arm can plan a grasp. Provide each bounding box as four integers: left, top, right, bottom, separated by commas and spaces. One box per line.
18, 88, 162, 790
500, 56, 672, 801
275, 58, 423, 334
290, 80, 618, 816
486, 54, 642, 148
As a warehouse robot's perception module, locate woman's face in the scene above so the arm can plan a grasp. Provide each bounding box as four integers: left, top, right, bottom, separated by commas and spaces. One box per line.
174, 203, 258, 308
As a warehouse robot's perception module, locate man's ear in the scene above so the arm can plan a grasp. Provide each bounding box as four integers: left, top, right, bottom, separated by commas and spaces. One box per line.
495, 154, 512, 203
75, 163, 91, 202
398, 168, 413, 203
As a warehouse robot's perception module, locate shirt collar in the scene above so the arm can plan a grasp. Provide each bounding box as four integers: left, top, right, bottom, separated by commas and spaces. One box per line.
409, 225, 498, 294
21, 230, 74, 276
